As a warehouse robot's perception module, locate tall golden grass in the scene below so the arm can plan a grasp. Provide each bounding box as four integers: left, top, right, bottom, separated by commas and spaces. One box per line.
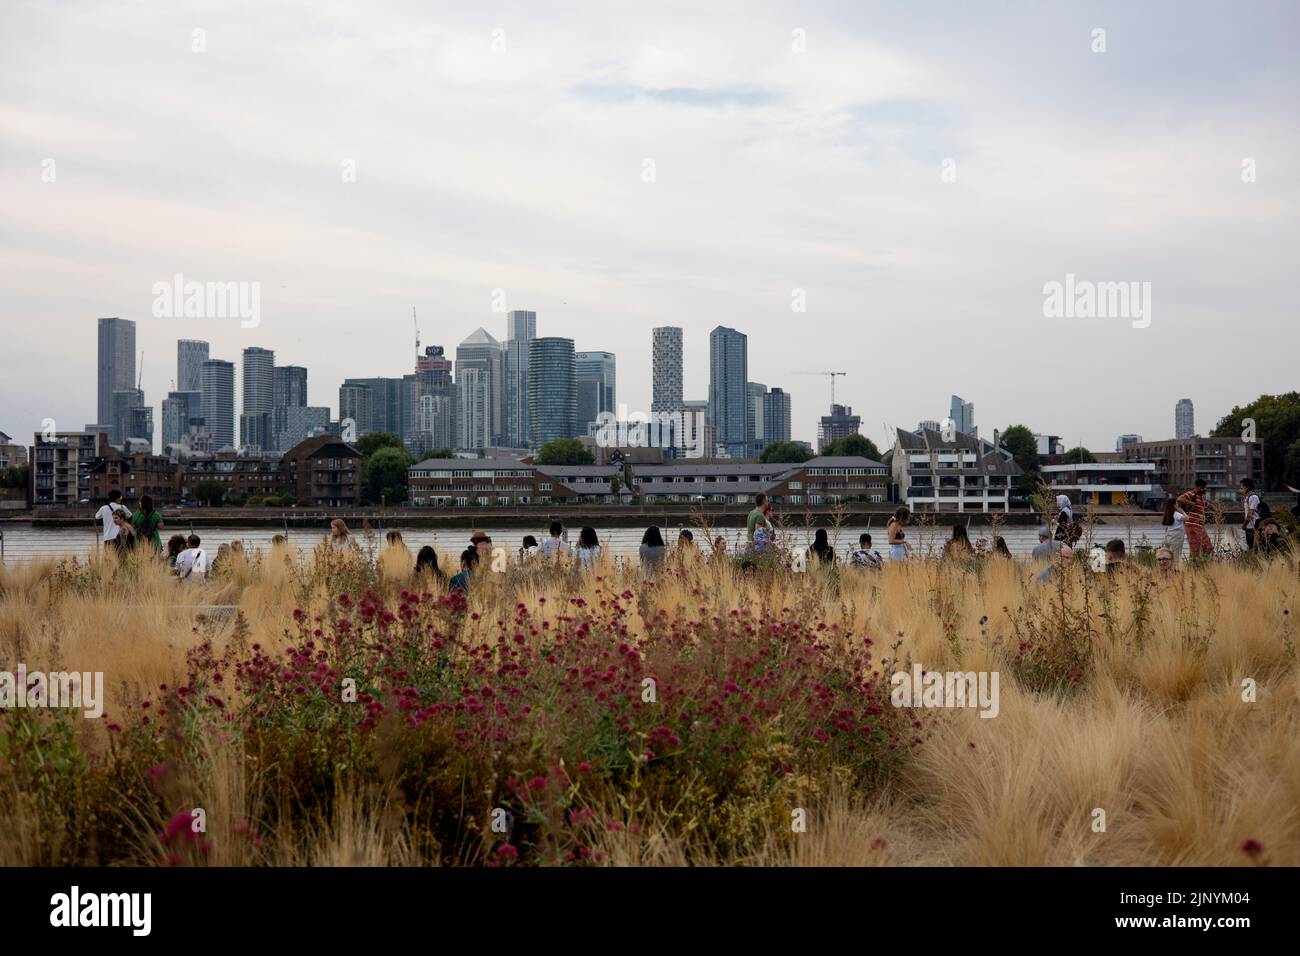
1, 541, 1297, 866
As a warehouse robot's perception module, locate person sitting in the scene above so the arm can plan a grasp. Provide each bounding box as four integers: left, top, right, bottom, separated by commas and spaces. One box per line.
849, 533, 883, 569
640, 526, 666, 571
415, 545, 446, 585
450, 547, 478, 593
807, 528, 836, 565
943, 524, 975, 561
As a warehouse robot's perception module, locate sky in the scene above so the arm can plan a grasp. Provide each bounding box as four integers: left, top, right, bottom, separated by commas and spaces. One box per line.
2, 0, 1297, 454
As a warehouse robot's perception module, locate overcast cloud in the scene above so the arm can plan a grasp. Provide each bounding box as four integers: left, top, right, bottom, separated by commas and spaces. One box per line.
1, 0, 1296, 451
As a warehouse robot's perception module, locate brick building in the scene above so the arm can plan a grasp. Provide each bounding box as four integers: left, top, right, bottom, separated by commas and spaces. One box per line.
1123, 437, 1264, 501
282, 435, 364, 507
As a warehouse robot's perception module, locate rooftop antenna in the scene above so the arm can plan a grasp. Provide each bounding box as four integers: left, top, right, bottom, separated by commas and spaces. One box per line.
137, 351, 144, 390
413, 307, 420, 355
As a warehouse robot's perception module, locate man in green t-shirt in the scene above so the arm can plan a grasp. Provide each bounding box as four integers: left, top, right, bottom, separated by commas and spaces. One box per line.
746, 493, 770, 546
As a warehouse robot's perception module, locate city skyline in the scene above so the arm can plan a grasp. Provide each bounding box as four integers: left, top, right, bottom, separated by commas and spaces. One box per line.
3, 3, 1297, 453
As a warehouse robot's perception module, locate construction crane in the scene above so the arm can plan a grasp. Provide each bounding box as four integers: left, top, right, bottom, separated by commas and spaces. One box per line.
795, 370, 847, 408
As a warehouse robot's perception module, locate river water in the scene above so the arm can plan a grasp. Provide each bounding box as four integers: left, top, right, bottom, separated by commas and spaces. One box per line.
0, 519, 1244, 565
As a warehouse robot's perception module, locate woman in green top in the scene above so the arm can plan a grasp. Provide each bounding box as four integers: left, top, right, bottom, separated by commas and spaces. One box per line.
130, 495, 164, 551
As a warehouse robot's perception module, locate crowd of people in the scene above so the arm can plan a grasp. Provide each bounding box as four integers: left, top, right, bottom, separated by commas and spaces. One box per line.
91, 477, 1293, 590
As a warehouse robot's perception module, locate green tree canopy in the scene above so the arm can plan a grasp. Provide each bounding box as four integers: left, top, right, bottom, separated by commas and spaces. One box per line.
759, 441, 814, 464
1211, 392, 1300, 491
190, 479, 225, 507
1062, 446, 1096, 464
535, 438, 595, 466
822, 434, 882, 461
999, 424, 1040, 487
354, 432, 404, 459
417, 447, 454, 461
364, 446, 415, 504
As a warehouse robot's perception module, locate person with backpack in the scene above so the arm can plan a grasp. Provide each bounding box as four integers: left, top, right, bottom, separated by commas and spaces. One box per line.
175, 534, 209, 580
94, 490, 132, 551
1240, 479, 1268, 551
130, 494, 164, 552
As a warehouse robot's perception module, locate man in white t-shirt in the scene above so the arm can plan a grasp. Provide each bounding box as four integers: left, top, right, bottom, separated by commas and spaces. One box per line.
94, 490, 131, 546
538, 520, 570, 559
175, 534, 209, 579
1241, 479, 1262, 550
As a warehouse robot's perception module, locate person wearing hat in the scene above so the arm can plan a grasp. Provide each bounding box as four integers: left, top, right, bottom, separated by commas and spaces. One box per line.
1031, 526, 1065, 561
470, 530, 493, 566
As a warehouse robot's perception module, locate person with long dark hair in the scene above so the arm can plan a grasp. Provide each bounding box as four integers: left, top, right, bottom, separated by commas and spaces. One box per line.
130, 494, 164, 551
640, 526, 666, 570
993, 536, 1013, 559
415, 545, 446, 582
808, 528, 835, 565
887, 507, 911, 562
449, 547, 478, 592
575, 527, 601, 568
943, 523, 974, 561
1161, 497, 1185, 560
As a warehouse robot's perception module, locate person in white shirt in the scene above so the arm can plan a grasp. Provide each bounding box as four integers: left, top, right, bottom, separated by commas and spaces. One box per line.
574, 527, 601, 568
175, 534, 209, 580
539, 521, 570, 559
94, 490, 132, 548
1240, 479, 1262, 551
1161, 498, 1185, 560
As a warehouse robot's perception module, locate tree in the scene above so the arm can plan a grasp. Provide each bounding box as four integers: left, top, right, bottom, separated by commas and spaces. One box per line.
1062, 446, 1096, 464
759, 441, 813, 464
536, 438, 594, 466
190, 479, 224, 507
822, 434, 882, 461
355, 432, 404, 459
1212, 392, 1300, 491
1285, 438, 1300, 490
999, 424, 1040, 488
417, 447, 454, 461
364, 446, 415, 504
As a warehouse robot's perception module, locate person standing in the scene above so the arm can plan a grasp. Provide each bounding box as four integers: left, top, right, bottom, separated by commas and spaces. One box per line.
1161, 498, 1185, 560
94, 490, 132, 551
1240, 479, 1262, 551
887, 507, 911, 562
808, 528, 836, 565
746, 493, 771, 551
130, 494, 164, 552
1176, 479, 1212, 559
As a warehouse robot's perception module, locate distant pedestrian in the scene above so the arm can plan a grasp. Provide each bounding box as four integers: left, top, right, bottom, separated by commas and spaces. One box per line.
415, 545, 446, 584
1159, 498, 1185, 560
450, 547, 478, 592
165, 534, 187, 567
640, 526, 666, 571
575, 527, 601, 568
849, 533, 882, 569
943, 524, 974, 561
540, 521, 570, 559
175, 534, 208, 580
1177, 479, 1212, 558
1240, 479, 1264, 551
808, 528, 835, 565
130, 494, 164, 551
95, 490, 131, 551
1031, 527, 1064, 562
887, 507, 911, 562
329, 518, 358, 551
746, 493, 772, 551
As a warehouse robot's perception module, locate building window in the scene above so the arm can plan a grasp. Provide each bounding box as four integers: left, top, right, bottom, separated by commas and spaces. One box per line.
539, 483, 552, 491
